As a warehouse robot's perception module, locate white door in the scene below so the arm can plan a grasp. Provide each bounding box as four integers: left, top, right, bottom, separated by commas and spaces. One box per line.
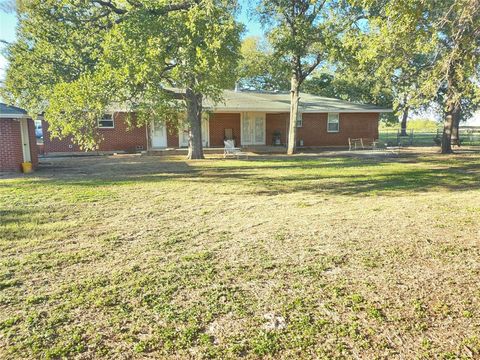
151, 121, 167, 148
179, 118, 209, 147
241, 112, 265, 145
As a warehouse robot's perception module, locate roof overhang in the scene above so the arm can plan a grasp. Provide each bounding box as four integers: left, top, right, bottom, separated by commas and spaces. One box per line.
0, 114, 30, 119
207, 107, 393, 113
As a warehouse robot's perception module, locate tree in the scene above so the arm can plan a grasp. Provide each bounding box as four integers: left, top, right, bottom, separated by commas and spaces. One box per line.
258, 0, 348, 154
2, 0, 241, 159
237, 36, 290, 91
421, 0, 480, 153
303, 67, 396, 123
357, 0, 480, 154
437, 85, 478, 145
334, 3, 435, 135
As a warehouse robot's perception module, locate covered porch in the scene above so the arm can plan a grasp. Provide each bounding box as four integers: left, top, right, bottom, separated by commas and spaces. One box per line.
208, 112, 289, 148
148, 112, 290, 150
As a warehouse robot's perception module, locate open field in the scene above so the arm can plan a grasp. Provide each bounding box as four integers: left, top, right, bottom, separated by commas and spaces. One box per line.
1, 149, 480, 359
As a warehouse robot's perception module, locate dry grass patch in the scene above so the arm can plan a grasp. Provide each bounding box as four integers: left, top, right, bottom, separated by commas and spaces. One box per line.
1, 150, 480, 359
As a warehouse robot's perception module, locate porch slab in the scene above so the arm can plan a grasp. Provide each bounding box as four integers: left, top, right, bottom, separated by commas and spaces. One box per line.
147, 148, 225, 155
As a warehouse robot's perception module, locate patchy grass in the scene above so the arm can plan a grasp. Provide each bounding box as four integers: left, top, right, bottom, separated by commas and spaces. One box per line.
1, 149, 480, 359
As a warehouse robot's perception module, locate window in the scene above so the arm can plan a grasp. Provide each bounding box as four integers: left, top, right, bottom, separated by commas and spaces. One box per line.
296, 113, 303, 128
327, 113, 339, 132
98, 114, 114, 128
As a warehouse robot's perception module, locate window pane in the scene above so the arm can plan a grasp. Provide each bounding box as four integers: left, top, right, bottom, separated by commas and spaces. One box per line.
327, 113, 339, 132
328, 122, 339, 132
296, 117, 303, 127
328, 113, 339, 123
98, 114, 114, 128
254, 117, 264, 143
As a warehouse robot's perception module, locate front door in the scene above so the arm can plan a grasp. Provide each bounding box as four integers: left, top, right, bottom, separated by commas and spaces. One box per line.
179, 118, 209, 147
151, 121, 167, 148
241, 112, 265, 145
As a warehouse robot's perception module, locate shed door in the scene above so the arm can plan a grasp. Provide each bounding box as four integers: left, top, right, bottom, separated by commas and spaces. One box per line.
20, 118, 31, 162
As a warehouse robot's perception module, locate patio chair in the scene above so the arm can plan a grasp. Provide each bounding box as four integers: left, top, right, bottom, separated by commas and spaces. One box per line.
349, 137, 379, 150
224, 140, 248, 159
348, 138, 363, 150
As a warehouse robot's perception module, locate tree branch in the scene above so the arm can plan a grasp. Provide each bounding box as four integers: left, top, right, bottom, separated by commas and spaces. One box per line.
92, 0, 127, 14
301, 54, 322, 82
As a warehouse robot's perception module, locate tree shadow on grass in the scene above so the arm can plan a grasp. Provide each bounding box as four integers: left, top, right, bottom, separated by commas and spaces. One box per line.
252, 168, 480, 196
7, 152, 480, 196
0, 209, 36, 225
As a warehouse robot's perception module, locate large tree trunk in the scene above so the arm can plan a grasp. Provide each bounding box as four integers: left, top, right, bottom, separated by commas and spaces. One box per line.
441, 101, 455, 154
400, 106, 409, 136
451, 102, 461, 146
287, 75, 300, 155
185, 87, 204, 160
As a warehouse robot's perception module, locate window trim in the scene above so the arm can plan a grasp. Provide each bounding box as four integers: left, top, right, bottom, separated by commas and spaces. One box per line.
98, 113, 115, 129
327, 113, 340, 133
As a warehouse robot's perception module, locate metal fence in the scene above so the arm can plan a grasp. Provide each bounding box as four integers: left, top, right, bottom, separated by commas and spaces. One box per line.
378, 128, 480, 147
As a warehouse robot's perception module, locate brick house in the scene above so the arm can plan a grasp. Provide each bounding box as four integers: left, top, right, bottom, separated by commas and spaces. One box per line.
42, 112, 148, 154
0, 103, 38, 172
42, 90, 391, 153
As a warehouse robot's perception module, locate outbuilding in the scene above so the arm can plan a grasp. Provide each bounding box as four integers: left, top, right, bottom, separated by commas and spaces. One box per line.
0, 103, 38, 172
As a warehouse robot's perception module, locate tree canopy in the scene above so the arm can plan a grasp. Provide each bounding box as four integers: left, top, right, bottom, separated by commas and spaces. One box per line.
2, 0, 479, 155
256, 0, 360, 154
237, 36, 289, 91
2, 0, 242, 157
353, 0, 480, 152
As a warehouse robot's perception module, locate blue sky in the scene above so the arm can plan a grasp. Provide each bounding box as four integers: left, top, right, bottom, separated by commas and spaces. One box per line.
0, 10, 17, 78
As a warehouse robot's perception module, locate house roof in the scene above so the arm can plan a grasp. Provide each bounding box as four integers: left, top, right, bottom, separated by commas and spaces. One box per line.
204, 90, 392, 113
3, 90, 392, 117
0, 103, 29, 119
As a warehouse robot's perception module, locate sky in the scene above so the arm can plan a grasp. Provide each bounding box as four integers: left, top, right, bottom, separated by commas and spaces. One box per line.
0, 4, 479, 125
0, 10, 17, 78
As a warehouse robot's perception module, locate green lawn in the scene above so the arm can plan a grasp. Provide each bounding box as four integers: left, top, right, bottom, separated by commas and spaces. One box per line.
1, 150, 480, 359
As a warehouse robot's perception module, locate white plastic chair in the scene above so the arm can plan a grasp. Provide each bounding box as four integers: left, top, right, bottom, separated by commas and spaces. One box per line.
223, 140, 248, 159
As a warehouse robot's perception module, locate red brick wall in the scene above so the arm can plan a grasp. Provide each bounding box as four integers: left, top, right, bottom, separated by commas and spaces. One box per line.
41, 111, 380, 151
43, 112, 147, 153
209, 113, 241, 147
37, 144, 45, 155
42, 119, 81, 153
297, 113, 379, 147
0, 119, 23, 171
266, 113, 288, 146
0, 118, 38, 172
